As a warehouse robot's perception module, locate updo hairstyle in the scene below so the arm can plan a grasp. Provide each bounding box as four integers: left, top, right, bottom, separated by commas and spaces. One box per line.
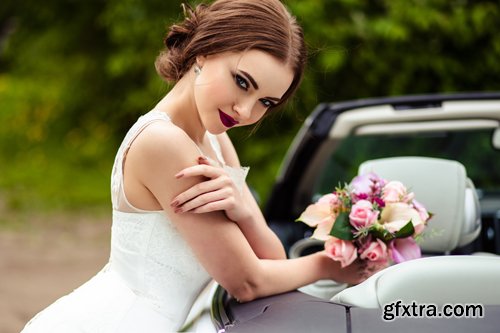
155, 0, 306, 108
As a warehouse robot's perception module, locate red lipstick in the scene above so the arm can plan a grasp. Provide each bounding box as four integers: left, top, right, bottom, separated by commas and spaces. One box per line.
219, 110, 239, 128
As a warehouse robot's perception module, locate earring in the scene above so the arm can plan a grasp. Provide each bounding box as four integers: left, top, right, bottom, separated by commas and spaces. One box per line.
194, 65, 202, 76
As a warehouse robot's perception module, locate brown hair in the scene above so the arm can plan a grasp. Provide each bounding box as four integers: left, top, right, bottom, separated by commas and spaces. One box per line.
155, 0, 306, 108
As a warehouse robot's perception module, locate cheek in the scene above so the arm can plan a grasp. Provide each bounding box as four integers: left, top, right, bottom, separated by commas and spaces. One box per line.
235, 107, 266, 128
250, 108, 267, 123
196, 72, 236, 106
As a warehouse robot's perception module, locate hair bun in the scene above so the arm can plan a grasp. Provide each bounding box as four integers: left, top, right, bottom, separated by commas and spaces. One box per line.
164, 4, 206, 50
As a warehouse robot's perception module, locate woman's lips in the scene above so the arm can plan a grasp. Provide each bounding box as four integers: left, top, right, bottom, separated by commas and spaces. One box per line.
219, 110, 239, 128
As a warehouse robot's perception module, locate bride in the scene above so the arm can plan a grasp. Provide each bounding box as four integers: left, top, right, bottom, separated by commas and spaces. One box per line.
22, 0, 368, 332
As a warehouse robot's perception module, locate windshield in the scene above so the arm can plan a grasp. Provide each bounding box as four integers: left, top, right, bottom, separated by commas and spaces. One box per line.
314, 128, 500, 196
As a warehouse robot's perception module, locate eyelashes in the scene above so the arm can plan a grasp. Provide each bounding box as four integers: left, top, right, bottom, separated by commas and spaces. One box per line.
260, 98, 273, 108
233, 73, 275, 108
235, 74, 249, 91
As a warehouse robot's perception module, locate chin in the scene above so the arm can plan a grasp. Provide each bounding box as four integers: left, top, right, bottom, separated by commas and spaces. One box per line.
204, 123, 227, 135
208, 128, 229, 135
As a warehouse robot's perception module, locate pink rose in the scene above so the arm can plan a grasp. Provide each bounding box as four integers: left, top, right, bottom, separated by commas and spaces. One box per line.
325, 237, 358, 268
349, 200, 379, 229
359, 239, 388, 262
382, 181, 414, 203
389, 237, 421, 264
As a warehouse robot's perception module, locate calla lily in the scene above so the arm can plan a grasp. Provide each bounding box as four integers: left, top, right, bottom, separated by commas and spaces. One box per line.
389, 237, 421, 263
317, 193, 340, 206
311, 219, 335, 240
380, 203, 425, 235
412, 199, 430, 222
296, 202, 332, 227
296, 201, 336, 240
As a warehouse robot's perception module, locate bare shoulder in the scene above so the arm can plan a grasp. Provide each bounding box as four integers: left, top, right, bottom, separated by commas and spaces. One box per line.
131, 120, 198, 162
129, 121, 199, 171
124, 120, 202, 201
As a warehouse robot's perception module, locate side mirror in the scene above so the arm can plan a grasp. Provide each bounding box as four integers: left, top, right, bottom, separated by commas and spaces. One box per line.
493, 127, 500, 150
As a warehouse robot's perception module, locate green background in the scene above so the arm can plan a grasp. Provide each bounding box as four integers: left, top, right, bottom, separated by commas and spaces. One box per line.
1, 0, 499, 221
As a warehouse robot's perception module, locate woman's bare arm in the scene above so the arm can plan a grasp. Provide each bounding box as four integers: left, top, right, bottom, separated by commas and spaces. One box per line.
125, 123, 364, 302
215, 132, 286, 260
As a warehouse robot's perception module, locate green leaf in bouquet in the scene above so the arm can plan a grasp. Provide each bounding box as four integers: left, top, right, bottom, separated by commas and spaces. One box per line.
329, 211, 354, 240
370, 226, 395, 242
394, 220, 415, 238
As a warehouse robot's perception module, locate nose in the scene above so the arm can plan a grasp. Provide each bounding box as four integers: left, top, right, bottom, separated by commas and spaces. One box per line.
233, 98, 255, 122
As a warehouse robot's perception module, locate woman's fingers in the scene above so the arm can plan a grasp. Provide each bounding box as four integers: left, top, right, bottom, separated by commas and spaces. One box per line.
197, 156, 211, 165
334, 258, 374, 285
171, 177, 233, 208
174, 189, 234, 213
171, 156, 246, 218
175, 164, 218, 179
191, 198, 235, 214
355, 260, 387, 283
175, 156, 219, 179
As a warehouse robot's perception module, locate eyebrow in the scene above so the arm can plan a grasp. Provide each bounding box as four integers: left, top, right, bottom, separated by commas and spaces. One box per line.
239, 70, 282, 102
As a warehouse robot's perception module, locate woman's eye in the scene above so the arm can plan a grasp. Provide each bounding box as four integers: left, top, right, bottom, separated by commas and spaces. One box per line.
260, 99, 274, 108
235, 74, 249, 90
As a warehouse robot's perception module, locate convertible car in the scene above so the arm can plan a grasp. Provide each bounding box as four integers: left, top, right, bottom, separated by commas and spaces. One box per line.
186, 92, 500, 332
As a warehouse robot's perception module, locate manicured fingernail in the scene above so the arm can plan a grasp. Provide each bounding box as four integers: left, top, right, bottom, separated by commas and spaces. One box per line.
170, 200, 179, 207
175, 207, 183, 213
175, 172, 184, 178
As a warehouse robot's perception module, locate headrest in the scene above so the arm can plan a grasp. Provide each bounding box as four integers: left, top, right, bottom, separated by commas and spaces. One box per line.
358, 157, 481, 252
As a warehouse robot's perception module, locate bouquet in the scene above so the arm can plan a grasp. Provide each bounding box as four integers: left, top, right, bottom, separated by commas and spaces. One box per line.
296, 172, 431, 268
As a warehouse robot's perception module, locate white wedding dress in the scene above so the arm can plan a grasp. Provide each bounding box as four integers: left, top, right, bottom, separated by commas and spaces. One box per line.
22, 110, 249, 333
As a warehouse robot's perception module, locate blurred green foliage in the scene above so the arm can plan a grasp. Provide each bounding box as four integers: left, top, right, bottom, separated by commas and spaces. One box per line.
1, 0, 499, 215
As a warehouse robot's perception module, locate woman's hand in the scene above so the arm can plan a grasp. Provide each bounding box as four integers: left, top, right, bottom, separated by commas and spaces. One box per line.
170, 156, 252, 223
322, 253, 386, 285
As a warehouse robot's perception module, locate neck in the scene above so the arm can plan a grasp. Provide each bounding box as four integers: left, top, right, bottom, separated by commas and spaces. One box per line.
155, 71, 206, 144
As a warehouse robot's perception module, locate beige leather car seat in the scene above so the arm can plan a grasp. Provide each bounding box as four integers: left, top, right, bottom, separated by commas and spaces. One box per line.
357, 156, 481, 253
331, 157, 500, 307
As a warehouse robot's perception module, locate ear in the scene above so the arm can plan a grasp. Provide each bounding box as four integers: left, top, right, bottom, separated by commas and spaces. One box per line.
196, 55, 206, 68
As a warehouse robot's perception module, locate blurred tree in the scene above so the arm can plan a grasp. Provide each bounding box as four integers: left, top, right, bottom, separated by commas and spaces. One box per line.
0, 0, 499, 214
